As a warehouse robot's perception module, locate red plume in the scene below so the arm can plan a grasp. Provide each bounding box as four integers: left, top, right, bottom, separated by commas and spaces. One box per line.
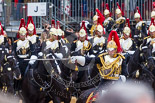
106, 3, 109, 10
27, 16, 36, 35
153, 2, 155, 9
148, 18, 155, 35
122, 3, 124, 16
116, 2, 122, 14
126, 18, 131, 38
57, 21, 60, 29
96, 8, 105, 34
51, 20, 55, 28
0, 22, 4, 35
80, 21, 87, 33
80, 21, 88, 40
136, 7, 142, 21
106, 3, 111, 17
96, 8, 105, 25
126, 18, 130, 28
108, 30, 122, 53
17, 18, 25, 38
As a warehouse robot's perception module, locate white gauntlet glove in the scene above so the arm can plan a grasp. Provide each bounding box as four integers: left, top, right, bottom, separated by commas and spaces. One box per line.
70, 56, 85, 66
70, 56, 76, 64
29, 55, 38, 65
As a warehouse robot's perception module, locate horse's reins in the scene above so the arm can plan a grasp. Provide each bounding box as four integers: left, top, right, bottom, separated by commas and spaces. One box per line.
131, 51, 155, 79
29, 69, 52, 91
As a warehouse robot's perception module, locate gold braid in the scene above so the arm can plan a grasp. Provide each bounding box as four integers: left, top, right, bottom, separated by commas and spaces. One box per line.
83, 42, 92, 51
97, 53, 125, 80
90, 25, 97, 37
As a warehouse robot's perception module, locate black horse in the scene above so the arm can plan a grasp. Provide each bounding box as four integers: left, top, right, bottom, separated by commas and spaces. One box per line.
0, 56, 21, 94
0, 46, 21, 94
21, 51, 73, 103
128, 41, 155, 91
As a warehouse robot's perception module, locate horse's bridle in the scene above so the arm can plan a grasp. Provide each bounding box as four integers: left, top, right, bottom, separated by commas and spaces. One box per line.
29, 69, 52, 91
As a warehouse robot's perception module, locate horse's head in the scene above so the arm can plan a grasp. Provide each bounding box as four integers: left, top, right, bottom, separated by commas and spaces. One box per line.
6, 56, 21, 80
0, 62, 14, 88
42, 50, 61, 75
139, 41, 155, 71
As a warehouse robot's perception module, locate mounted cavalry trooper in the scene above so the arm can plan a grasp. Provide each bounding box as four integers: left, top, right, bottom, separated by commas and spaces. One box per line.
42, 20, 65, 60
151, 11, 155, 22
120, 18, 135, 52
112, 2, 126, 37
103, 3, 114, 34
144, 18, 155, 55
0, 22, 9, 53
71, 30, 128, 95
151, 3, 155, 22
13, 26, 35, 76
13, 26, 35, 92
120, 18, 135, 68
0, 22, 7, 45
85, 8, 104, 37
91, 24, 106, 55
26, 16, 40, 53
143, 18, 155, 76
133, 7, 147, 48
71, 21, 93, 56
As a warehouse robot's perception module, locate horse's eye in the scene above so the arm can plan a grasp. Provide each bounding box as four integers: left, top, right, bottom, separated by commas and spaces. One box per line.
7, 68, 11, 71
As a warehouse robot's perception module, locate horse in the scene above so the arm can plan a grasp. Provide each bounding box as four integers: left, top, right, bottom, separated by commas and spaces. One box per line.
0, 45, 21, 94
21, 51, 73, 103
128, 41, 155, 91
76, 41, 155, 103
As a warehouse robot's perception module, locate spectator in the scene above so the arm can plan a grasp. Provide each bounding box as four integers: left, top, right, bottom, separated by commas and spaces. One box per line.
44, 23, 51, 38
40, 31, 48, 44
97, 81, 154, 103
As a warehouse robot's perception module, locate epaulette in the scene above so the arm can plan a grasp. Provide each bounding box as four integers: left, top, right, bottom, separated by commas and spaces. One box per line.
64, 38, 69, 43
98, 52, 108, 57
117, 53, 125, 59
144, 36, 150, 40
14, 39, 19, 43
73, 40, 77, 43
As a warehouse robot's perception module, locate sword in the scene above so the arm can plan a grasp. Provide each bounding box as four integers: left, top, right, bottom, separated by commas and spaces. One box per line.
24, 58, 70, 61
